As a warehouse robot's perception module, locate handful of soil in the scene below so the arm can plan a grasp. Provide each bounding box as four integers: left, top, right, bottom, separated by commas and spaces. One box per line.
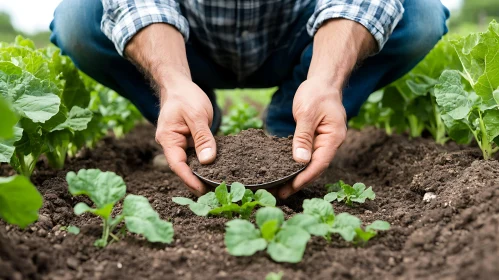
187, 129, 306, 185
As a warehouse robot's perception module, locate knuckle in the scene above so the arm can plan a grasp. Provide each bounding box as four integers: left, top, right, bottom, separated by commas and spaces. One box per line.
192, 129, 213, 149
294, 131, 314, 147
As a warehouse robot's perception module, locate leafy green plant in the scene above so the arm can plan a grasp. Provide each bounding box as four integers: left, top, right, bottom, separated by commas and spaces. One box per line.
0, 175, 43, 228
324, 180, 375, 206
220, 103, 263, 135
0, 37, 93, 176
172, 182, 276, 219
290, 198, 390, 244
225, 207, 311, 263
66, 169, 173, 247
435, 21, 499, 159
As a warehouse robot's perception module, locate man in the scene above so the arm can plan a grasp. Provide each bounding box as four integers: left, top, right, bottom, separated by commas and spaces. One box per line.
50, 0, 449, 199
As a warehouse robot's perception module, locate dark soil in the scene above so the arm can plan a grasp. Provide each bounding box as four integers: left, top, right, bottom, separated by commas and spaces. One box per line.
187, 129, 306, 185
1, 124, 499, 280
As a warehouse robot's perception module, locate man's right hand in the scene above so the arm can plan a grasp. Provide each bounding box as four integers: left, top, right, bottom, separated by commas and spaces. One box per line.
155, 74, 216, 196
125, 23, 215, 196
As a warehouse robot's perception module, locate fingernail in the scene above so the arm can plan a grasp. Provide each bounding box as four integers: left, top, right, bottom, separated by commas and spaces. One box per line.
199, 148, 213, 162
295, 148, 311, 162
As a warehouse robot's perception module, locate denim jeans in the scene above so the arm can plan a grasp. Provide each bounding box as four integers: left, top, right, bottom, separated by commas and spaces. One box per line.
50, 0, 449, 137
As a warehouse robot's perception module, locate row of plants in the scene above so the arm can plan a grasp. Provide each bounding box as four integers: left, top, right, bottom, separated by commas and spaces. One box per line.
0, 37, 142, 230
350, 20, 499, 159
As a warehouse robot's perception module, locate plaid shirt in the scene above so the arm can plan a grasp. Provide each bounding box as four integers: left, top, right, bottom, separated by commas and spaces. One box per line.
102, 0, 404, 80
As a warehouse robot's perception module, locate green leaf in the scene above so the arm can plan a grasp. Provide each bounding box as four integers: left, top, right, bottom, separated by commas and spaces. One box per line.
260, 220, 279, 241
50, 106, 92, 132
285, 213, 330, 236
256, 207, 284, 229
0, 175, 42, 228
198, 192, 219, 208
229, 182, 245, 202
267, 225, 310, 263
330, 213, 362, 242
0, 97, 18, 139
324, 192, 338, 202
209, 203, 241, 215
354, 228, 377, 242
241, 189, 254, 204
435, 70, 473, 120
62, 225, 80, 235
66, 169, 126, 219
225, 219, 267, 256
122, 195, 174, 244
171, 197, 196, 206
253, 189, 276, 206
0, 61, 61, 123
365, 220, 391, 231
302, 198, 335, 225
483, 110, 499, 141
189, 203, 212, 216
215, 182, 230, 205
0, 126, 23, 162
265, 272, 284, 280
351, 186, 376, 203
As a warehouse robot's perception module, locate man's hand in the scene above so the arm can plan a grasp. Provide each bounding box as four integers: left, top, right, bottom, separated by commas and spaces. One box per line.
125, 24, 215, 196
277, 19, 376, 199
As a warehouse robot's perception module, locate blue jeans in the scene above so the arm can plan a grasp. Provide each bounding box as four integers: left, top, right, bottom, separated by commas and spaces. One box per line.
50, 0, 449, 137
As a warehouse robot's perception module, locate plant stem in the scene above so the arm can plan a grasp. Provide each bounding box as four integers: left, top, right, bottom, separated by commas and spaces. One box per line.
478, 111, 492, 160
407, 115, 423, 138
384, 121, 393, 136
102, 218, 111, 246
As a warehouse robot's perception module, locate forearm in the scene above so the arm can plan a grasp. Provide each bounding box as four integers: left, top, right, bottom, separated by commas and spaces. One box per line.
308, 19, 376, 89
125, 23, 191, 104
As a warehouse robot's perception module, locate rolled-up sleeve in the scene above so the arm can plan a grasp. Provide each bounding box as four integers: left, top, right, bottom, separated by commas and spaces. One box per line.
307, 0, 404, 52
101, 0, 190, 56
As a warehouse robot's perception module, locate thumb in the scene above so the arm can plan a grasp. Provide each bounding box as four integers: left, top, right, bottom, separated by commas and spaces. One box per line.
190, 122, 217, 164
293, 116, 315, 163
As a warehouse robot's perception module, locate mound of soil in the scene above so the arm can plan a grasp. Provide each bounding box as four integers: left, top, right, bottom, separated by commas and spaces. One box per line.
1, 124, 498, 280
187, 129, 306, 185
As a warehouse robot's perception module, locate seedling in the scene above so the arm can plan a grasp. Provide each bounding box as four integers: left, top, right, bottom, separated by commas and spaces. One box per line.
293, 198, 390, 244
60, 225, 80, 235
67, 169, 174, 247
172, 182, 276, 219
324, 180, 375, 206
225, 207, 311, 263
220, 103, 263, 135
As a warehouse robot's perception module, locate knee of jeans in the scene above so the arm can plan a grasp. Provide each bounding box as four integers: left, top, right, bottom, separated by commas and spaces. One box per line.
50, 0, 103, 68
400, 0, 449, 58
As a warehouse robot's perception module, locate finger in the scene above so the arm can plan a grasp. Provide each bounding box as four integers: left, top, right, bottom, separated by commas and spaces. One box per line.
157, 130, 208, 196
164, 145, 208, 196
292, 114, 317, 164
187, 121, 217, 165
278, 131, 342, 199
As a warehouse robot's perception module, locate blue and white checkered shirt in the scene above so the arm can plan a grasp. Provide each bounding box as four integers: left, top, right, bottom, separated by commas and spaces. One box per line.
101, 0, 404, 80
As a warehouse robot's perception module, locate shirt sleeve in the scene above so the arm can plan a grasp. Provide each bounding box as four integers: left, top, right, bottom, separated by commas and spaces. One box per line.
307, 0, 405, 52
101, 0, 190, 56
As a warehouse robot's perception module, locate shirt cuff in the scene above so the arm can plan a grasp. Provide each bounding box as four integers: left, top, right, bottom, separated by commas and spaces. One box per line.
101, 1, 190, 56
307, 0, 404, 52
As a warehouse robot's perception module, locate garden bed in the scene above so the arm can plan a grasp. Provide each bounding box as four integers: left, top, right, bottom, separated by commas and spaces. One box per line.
1, 124, 498, 280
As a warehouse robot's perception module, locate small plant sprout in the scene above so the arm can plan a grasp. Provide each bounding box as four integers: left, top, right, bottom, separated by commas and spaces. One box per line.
291, 198, 390, 245
225, 207, 311, 263
172, 182, 276, 219
66, 169, 174, 247
60, 225, 80, 235
354, 220, 391, 244
324, 180, 375, 206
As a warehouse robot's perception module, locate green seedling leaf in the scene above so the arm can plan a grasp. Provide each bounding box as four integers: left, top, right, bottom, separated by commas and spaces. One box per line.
261, 220, 280, 241
253, 189, 276, 206
0, 126, 23, 163
241, 189, 254, 204
330, 213, 362, 242
365, 220, 391, 231
267, 225, 311, 263
60, 225, 80, 235
172, 196, 213, 216
122, 195, 174, 244
302, 198, 335, 225
215, 181, 230, 205
225, 219, 267, 256
229, 182, 245, 202
256, 207, 284, 229
285, 213, 330, 237
66, 169, 126, 219
355, 220, 391, 243
0, 175, 42, 228
325, 181, 376, 206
